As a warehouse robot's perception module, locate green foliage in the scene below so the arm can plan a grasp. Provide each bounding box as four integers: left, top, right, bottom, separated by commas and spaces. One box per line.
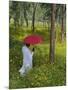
9, 2, 66, 88
9, 1, 66, 28
9, 24, 66, 89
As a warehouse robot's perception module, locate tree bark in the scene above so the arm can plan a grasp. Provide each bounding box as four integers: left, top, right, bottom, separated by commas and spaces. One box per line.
23, 4, 28, 27
49, 4, 56, 63
32, 4, 37, 32
61, 5, 66, 42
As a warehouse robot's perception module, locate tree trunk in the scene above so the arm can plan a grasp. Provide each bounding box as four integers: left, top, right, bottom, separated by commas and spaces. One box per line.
61, 5, 65, 42
14, 15, 17, 31
23, 4, 28, 27
32, 4, 37, 32
49, 4, 56, 63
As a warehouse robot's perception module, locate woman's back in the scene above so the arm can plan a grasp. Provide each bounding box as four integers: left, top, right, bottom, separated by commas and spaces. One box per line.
22, 45, 33, 65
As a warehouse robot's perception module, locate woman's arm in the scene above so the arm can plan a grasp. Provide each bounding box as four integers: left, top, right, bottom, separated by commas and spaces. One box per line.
32, 47, 35, 56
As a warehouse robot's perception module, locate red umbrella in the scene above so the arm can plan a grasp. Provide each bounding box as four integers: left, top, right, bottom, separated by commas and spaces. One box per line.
24, 34, 43, 45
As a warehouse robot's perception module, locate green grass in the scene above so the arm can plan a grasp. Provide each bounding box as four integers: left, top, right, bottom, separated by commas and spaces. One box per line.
9, 25, 66, 89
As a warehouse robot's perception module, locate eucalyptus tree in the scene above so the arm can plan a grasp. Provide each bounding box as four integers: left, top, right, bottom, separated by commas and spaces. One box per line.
40, 3, 51, 30
31, 3, 37, 32
22, 2, 31, 27
49, 4, 56, 63
55, 4, 66, 42
9, 1, 20, 30
61, 4, 66, 42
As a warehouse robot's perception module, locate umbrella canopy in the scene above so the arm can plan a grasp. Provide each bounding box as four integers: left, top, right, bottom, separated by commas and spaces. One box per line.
24, 34, 43, 45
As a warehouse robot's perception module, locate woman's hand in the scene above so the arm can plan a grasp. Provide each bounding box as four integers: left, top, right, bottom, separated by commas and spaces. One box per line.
32, 48, 35, 51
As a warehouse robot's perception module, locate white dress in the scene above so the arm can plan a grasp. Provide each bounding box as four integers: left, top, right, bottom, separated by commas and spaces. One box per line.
19, 45, 33, 75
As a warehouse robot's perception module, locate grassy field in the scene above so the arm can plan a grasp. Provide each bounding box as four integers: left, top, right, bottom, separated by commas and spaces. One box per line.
9, 24, 66, 89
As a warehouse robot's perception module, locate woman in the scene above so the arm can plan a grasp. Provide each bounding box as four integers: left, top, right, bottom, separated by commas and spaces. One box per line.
19, 43, 34, 76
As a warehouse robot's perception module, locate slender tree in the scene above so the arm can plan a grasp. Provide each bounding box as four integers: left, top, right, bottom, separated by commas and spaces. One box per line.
32, 3, 37, 32
10, 1, 20, 30
61, 4, 66, 42
23, 3, 29, 27
49, 4, 56, 63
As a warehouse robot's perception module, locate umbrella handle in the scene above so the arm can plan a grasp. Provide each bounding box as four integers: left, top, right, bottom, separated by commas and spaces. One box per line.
32, 47, 35, 51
